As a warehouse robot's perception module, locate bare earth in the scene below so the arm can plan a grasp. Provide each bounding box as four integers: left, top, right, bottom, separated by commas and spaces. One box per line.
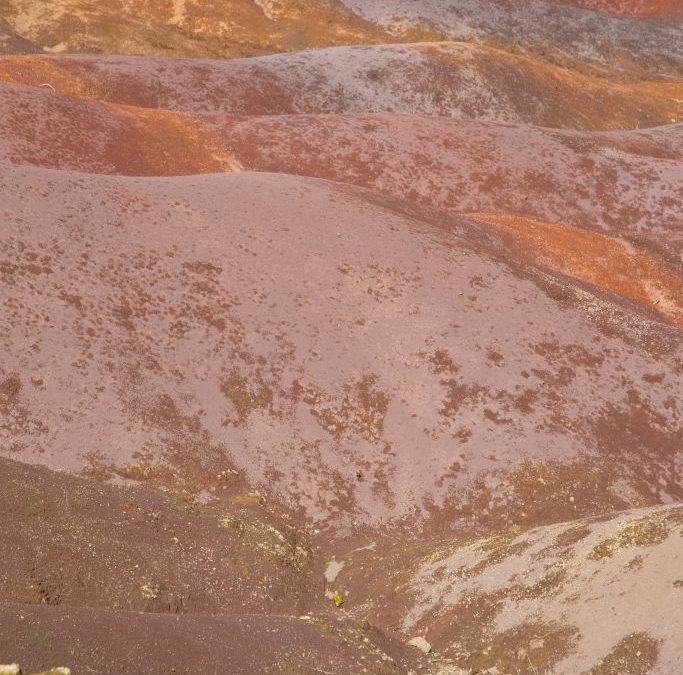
0, 1, 681, 674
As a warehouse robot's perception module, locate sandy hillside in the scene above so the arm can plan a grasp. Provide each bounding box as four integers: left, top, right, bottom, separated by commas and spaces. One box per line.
0, 1, 681, 673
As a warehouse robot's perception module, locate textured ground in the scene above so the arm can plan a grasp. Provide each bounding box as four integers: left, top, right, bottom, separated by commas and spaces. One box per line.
1, 1, 681, 674
550, 0, 683, 19
341, 504, 683, 674
1, 48, 681, 129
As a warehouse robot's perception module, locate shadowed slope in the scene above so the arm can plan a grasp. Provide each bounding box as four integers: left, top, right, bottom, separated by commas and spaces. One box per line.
1, 165, 681, 536
0, 83, 236, 175
0, 17, 41, 54
0, 456, 316, 615
0, 604, 426, 674
0, 455, 432, 672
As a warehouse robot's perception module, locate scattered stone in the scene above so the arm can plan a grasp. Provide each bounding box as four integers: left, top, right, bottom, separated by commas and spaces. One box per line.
324, 558, 345, 584
0, 668, 71, 675
407, 636, 432, 654
529, 638, 545, 650
435, 667, 471, 675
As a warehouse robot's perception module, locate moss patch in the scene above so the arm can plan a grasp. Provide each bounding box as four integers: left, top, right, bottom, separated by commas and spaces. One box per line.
220, 371, 273, 425
588, 512, 670, 560
555, 524, 592, 548
514, 567, 568, 600
219, 512, 309, 571
303, 375, 389, 442
0, 374, 22, 413
479, 621, 579, 675
587, 632, 660, 674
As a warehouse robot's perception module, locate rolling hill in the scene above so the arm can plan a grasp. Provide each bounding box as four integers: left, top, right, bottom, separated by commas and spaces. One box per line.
0, 0, 681, 673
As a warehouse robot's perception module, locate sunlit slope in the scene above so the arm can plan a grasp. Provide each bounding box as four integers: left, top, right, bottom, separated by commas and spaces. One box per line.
2, 165, 680, 535
1, 46, 680, 129
0, 0, 388, 58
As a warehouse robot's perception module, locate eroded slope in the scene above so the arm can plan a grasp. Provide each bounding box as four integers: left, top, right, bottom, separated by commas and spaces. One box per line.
1, 1, 681, 672
1, 165, 681, 537
336, 505, 683, 673
345, 0, 683, 76
0, 0, 388, 58
0, 83, 236, 175
2, 47, 680, 130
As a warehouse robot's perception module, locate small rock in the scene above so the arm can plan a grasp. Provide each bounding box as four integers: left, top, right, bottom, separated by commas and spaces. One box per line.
324, 558, 345, 584
407, 636, 432, 654
485, 667, 501, 675
516, 647, 528, 660
0, 665, 21, 675
529, 638, 545, 650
